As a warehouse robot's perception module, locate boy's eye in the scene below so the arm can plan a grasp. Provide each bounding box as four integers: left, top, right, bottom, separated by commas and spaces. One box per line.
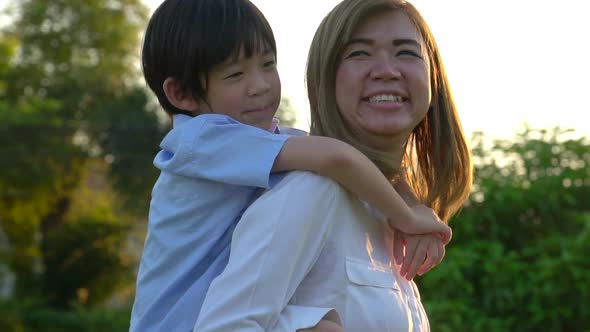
397, 50, 423, 59
263, 60, 276, 68
224, 72, 243, 79
346, 50, 370, 59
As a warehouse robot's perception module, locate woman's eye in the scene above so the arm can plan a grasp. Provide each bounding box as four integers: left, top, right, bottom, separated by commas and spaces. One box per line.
346, 50, 370, 58
397, 50, 423, 59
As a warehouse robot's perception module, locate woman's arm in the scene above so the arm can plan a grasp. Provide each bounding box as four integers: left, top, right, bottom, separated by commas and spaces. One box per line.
274, 135, 451, 241
193, 172, 344, 331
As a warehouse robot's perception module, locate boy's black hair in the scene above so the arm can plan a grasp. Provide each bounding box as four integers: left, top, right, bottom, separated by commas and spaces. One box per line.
142, 0, 277, 115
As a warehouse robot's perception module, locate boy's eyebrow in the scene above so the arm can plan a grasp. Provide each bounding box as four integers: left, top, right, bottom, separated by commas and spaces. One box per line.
224, 54, 241, 66
223, 47, 273, 66
344, 38, 422, 48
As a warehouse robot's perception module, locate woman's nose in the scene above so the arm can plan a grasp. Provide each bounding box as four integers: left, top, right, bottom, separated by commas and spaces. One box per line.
370, 54, 402, 81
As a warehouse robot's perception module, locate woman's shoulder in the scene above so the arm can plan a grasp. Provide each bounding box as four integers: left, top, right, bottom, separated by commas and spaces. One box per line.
278, 171, 346, 194
259, 171, 350, 208
244, 171, 351, 233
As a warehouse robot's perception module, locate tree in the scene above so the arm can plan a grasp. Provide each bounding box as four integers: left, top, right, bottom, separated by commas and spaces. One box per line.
417, 127, 590, 331
0, 0, 166, 308
276, 96, 298, 128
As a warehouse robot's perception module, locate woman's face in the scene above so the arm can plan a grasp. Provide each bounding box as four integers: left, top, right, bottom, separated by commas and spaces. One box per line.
335, 10, 431, 151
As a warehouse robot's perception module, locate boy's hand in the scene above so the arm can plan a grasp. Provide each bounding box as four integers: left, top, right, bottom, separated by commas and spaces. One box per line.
392, 230, 446, 281
407, 205, 452, 244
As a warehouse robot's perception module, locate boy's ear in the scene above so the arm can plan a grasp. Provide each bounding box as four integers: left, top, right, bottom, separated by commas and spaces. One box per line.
163, 77, 199, 113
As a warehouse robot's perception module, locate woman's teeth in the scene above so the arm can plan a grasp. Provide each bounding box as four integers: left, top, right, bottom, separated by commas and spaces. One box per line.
368, 95, 403, 103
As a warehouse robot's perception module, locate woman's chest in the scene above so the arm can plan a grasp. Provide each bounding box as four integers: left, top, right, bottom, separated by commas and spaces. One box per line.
293, 201, 430, 331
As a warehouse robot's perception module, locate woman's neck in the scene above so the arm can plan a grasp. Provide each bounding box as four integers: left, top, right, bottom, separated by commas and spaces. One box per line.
380, 136, 408, 173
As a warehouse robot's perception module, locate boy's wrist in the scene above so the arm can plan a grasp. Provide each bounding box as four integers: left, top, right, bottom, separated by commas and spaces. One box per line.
386, 208, 417, 233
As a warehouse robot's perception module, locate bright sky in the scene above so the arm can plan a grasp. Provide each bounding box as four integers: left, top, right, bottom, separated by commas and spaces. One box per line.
1, 0, 589, 139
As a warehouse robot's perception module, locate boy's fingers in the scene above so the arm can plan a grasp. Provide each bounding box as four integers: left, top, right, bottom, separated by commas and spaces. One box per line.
418, 238, 446, 276
417, 241, 438, 276
440, 224, 452, 244
400, 238, 419, 277
435, 240, 445, 266
393, 230, 404, 265
403, 239, 427, 280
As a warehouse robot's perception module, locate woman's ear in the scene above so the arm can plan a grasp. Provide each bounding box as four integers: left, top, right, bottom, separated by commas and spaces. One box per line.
163, 77, 199, 113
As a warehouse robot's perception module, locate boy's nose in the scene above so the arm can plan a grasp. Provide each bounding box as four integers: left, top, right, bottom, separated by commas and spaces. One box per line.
248, 73, 271, 96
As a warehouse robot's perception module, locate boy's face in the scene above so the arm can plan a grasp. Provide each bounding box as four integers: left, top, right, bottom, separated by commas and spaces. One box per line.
201, 47, 281, 130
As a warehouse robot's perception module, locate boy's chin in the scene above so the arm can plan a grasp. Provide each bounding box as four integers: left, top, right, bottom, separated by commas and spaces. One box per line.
242, 114, 277, 131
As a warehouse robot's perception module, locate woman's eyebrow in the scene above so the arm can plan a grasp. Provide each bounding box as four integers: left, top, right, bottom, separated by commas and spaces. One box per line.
393, 38, 421, 48
345, 38, 421, 48
345, 38, 374, 48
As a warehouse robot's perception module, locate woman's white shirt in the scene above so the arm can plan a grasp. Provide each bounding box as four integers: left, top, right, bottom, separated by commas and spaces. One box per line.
194, 171, 430, 332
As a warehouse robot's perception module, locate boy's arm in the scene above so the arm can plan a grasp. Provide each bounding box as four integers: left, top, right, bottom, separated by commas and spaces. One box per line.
274, 136, 451, 241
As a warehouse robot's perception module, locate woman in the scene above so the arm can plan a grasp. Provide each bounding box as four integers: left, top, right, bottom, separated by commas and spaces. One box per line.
194, 0, 472, 330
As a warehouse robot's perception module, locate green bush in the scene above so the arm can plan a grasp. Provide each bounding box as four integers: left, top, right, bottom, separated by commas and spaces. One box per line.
0, 300, 26, 332
0, 300, 130, 332
417, 128, 590, 331
42, 217, 135, 308
23, 306, 131, 332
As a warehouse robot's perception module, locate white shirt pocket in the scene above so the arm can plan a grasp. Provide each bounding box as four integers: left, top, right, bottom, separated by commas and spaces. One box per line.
344, 257, 414, 331
346, 256, 399, 289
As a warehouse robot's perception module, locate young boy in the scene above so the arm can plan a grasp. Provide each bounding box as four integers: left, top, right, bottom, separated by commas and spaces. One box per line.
130, 0, 451, 331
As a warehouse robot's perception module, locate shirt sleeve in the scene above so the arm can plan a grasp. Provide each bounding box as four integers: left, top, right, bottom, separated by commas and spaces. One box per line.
155, 114, 290, 188
271, 306, 342, 332
193, 172, 345, 332
278, 126, 308, 137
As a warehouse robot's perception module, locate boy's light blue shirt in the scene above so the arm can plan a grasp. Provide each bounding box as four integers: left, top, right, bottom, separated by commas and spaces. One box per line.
130, 114, 298, 332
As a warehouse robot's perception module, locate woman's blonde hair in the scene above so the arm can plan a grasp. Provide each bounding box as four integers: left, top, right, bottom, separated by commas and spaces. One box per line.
306, 0, 472, 221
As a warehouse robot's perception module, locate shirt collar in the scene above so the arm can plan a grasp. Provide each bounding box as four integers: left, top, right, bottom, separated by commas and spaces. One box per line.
172, 114, 281, 134
270, 118, 280, 133
172, 114, 192, 127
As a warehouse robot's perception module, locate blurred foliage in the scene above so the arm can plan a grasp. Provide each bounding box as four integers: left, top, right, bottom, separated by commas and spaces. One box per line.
0, 299, 130, 332
418, 127, 590, 331
277, 95, 297, 128
0, 0, 301, 329
0, 0, 165, 316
